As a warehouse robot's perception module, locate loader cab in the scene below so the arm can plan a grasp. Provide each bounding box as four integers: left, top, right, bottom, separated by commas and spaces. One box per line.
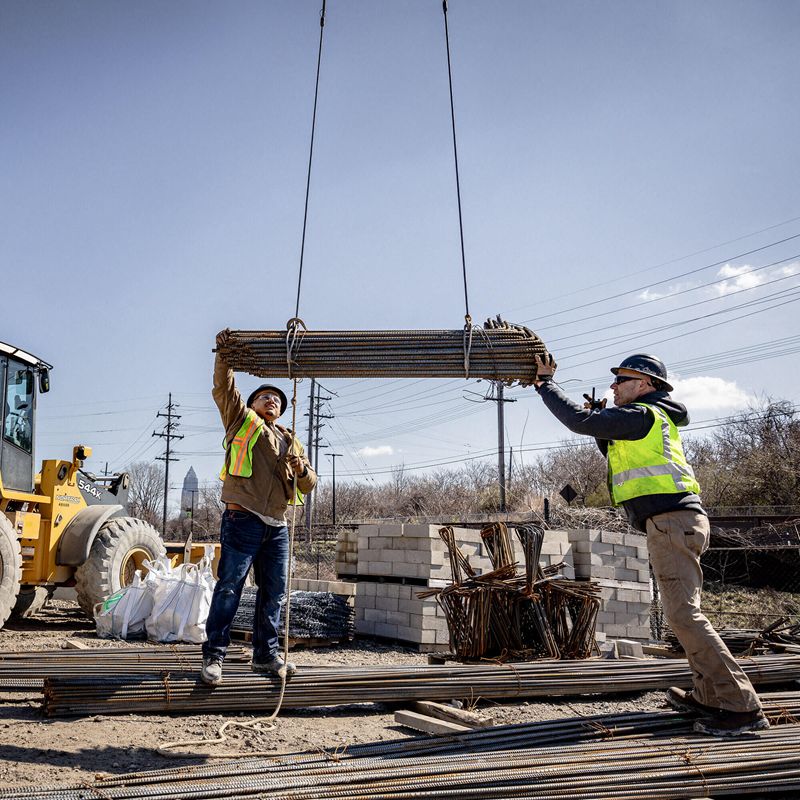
0, 342, 51, 493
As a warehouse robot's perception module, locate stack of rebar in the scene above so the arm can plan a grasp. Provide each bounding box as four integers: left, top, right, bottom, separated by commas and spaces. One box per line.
424, 523, 600, 660
7, 699, 800, 799
0, 645, 252, 691
667, 617, 800, 655
215, 318, 549, 384
231, 589, 354, 641
41, 653, 800, 717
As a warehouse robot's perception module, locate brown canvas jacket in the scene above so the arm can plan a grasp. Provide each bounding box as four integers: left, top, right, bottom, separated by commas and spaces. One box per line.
213, 353, 316, 519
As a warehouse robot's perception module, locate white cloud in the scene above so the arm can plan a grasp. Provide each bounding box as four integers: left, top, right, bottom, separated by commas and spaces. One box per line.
714, 263, 764, 295
670, 376, 753, 411
637, 282, 693, 302
357, 445, 394, 458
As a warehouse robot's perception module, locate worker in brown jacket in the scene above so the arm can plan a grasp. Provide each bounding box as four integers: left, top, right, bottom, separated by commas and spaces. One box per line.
201, 329, 317, 686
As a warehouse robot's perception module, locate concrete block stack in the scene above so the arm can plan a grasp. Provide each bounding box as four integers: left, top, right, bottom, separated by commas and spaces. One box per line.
334, 527, 359, 578
567, 529, 652, 641
342, 524, 576, 651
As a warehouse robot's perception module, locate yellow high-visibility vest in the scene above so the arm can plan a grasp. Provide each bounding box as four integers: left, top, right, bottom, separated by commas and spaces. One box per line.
220, 410, 305, 506
607, 403, 700, 505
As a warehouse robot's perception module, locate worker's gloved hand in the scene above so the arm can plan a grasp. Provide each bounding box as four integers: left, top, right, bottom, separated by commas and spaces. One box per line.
287, 454, 306, 476
583, 394, 608, 411
534, 353, 557, 385
216, 328, 232, 349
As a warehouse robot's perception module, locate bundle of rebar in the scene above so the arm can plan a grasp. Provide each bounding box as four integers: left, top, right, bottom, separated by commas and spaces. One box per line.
41, 653, 800, 717
0, 645, 252, 690
424, 523, 600, 660
215, 318, 549, 384
8, 696, 800, 799
232, 589, 354, 640
666, 617, 800, 655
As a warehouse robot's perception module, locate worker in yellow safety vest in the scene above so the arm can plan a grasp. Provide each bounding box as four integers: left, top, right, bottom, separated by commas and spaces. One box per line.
200, 329, 317, 687
533, 352, 767, 737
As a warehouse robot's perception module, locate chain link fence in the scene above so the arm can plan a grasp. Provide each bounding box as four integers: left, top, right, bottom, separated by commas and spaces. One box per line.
292, 525, 354, 582
651, 521, 800, 641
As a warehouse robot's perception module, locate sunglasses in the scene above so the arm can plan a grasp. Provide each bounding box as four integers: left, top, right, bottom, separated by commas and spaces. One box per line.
612, 375, 639, 386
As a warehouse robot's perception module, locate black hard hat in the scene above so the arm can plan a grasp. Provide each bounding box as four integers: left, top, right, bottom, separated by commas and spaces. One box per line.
610, 354, 673, 392
246, 384, 288, 415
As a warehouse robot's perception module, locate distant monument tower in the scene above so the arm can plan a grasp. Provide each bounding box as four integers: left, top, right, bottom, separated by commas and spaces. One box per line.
181, 466, 198, 518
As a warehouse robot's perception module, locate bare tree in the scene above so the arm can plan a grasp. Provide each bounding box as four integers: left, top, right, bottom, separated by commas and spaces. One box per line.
125, 461, 165, 526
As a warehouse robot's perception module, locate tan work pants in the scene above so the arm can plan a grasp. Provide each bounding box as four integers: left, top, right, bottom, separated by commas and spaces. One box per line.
646, 509, 761, 713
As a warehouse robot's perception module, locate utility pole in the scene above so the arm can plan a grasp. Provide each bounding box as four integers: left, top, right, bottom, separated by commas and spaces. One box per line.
153, 393, 183, 536
486, 382, 516, 513
327, 453, 342, 525
305, 379, 316, 535
303, 381, 332, 533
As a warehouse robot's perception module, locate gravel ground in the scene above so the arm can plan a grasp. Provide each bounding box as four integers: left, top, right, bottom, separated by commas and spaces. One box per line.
0, 600, 666, 791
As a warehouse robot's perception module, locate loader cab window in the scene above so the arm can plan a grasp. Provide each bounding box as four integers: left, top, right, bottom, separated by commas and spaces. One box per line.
4, 364, 34, 454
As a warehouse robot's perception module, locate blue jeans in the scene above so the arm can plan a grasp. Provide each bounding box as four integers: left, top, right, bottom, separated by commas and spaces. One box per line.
202, 509, 289, 663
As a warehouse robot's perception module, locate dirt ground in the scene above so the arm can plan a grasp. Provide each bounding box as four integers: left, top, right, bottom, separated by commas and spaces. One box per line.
0, 600, 665, 791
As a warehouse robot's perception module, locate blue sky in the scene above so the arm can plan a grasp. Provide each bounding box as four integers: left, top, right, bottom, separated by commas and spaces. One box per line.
3, 1, 799, 509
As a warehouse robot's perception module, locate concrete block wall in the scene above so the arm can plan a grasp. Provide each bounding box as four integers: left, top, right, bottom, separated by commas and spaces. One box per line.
567, 529, 651, 641
354, 581, 451, 649
334, 527, 359, 577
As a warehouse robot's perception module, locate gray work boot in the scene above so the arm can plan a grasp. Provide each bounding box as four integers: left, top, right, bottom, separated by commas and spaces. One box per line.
252, 655, 297, 679
200, 656, 223, 686
694, 708, 770, 737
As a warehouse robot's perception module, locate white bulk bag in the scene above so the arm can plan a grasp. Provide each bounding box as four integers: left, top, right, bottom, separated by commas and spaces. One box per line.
145, 549, 216, 644
94, 571, 153, 640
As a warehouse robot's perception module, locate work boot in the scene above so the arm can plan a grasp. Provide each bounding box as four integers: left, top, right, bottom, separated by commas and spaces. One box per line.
665, 687, 720, 717
200, 656, 223, 686
694, 708, 770, 737
252, 655, 297, 679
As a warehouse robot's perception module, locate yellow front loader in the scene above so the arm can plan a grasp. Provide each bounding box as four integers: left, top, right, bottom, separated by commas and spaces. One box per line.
0, 341, 211, 629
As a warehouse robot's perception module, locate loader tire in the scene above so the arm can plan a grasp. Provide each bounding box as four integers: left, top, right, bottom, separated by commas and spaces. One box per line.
0, 515, 22, 630
11, 585, 53, 619
75, 517, 165, 615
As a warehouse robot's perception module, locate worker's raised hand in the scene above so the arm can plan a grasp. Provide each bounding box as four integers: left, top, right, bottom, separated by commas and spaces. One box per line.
583, 394, 608, 411
216, 328, 232, 350
533, 353, 557, 386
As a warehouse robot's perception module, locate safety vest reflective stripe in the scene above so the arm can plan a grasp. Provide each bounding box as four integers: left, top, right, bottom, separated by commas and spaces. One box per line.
607, 403, 700, 504
611, 462, 692, 489
230, 412, 261, 476
220, 410, 264, 479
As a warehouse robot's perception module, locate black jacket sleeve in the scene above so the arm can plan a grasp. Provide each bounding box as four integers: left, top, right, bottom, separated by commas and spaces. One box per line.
534, 382, 653, 446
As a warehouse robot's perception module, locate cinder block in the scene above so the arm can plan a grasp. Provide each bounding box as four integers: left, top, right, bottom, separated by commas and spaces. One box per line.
393, 562, 417, 578
355, 619, 374, 635
396, 625, 420, 643
616, 568, 640, 582
386, 584, 400, 599
600, 531, 625, 545
376, 596, 398, 612
616, 639, 644, 658
387, 610, 410, 627
602, 624, 627, 637
374, 622, 398, 638
378, 524, 404, 537
364, 608, 383, 622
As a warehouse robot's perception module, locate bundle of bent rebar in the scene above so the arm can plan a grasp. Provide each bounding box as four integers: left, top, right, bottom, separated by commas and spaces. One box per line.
215, 318, 548, 384
424, 523, 600, 660
41, 653, 800, 717
6, 697, 800, 799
